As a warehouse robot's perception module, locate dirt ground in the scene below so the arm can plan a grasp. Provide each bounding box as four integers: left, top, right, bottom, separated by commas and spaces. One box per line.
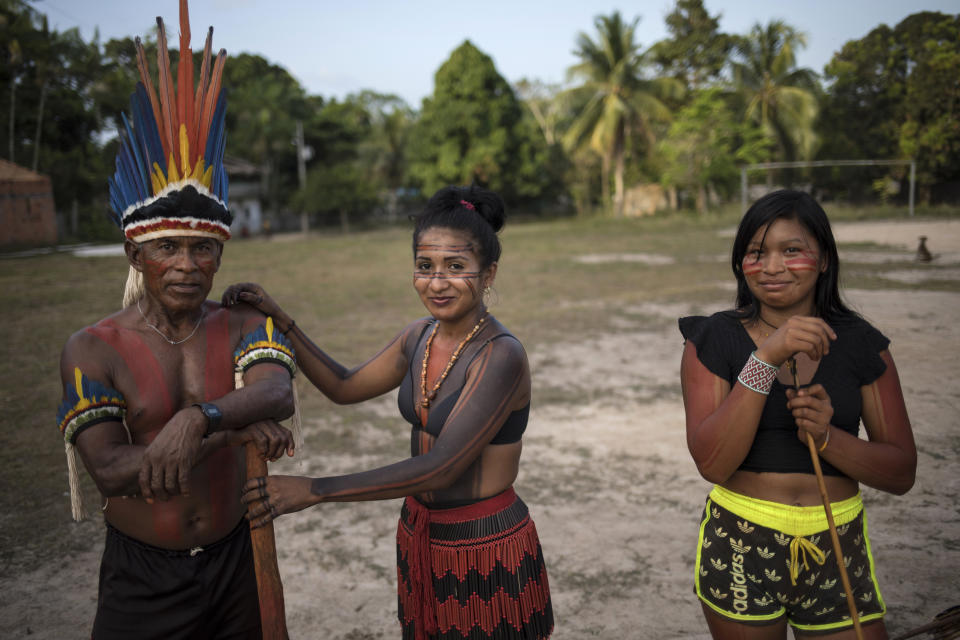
4, 219, 959, 639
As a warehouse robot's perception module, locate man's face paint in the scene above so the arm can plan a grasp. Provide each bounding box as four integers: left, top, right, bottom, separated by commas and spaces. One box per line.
139, 236, 222, 310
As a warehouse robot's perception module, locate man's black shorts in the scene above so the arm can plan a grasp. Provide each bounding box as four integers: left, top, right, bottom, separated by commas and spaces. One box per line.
92, 519, 262, 640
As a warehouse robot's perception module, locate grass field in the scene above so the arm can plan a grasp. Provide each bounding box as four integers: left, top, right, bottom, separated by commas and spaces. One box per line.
2, 204, 957, 637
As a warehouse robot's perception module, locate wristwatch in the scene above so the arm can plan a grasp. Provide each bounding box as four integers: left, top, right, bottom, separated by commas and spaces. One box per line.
192, 402, 223, 435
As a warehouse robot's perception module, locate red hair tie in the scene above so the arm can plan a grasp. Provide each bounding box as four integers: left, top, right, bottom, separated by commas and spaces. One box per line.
459, 199, 475, 211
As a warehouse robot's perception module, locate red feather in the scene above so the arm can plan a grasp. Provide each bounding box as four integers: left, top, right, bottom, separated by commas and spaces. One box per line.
198, 49, 226, 157
178, 0, 195, 167
156, 17, 178, 168
194, 27, 213, 159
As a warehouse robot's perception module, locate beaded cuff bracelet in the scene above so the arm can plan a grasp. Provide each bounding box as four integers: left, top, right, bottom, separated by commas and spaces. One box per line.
737, 351, 779, 395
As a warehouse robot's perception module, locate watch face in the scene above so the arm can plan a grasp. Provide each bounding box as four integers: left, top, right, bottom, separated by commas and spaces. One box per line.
204, 403, 222, 422
197, 402, 222, 432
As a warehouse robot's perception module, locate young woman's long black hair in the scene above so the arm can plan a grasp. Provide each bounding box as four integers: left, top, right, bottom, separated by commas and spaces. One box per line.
731, 189, 858, 321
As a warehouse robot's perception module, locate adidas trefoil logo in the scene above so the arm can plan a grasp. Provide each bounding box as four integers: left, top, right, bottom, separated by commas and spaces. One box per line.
730, 538, 752, 554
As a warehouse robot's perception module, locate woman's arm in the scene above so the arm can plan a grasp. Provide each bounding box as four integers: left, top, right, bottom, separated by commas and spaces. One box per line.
241, 337, 530, 527
681, 341, 766, 483
222, 282, 412, 404
793, 350, 916, 495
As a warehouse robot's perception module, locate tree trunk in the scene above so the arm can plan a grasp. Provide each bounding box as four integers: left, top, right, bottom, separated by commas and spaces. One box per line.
32, 79, 47, 171
613, 147, 625, 217
696, 184, 707, 214
600, 154, 611, 214
8, 75, 16, 162
339, 208, 350, 233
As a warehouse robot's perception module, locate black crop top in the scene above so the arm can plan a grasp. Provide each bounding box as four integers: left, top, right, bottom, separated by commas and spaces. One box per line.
398, 321, 529, 445
679, 311, 890, 477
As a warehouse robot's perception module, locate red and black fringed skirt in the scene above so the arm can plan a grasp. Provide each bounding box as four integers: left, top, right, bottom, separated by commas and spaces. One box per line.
396, 487, 553, 640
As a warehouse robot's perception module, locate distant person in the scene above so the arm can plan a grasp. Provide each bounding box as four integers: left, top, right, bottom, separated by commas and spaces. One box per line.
56, 3, 296, 637
678, 190, 916, 639
223, 185, 554, 640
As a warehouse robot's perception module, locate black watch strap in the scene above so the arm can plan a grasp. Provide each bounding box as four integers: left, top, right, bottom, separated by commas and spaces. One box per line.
192, 402, 223, 435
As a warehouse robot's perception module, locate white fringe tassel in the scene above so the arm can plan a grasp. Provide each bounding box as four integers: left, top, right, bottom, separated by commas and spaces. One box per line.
122, 266, 144, 308
66, 443, 87, 521
291, 379, 304, 453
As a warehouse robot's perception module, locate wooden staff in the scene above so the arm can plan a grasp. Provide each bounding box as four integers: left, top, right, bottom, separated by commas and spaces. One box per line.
789, 358, 864, 640
245, 444, 289, 640
236, 367, 289, 640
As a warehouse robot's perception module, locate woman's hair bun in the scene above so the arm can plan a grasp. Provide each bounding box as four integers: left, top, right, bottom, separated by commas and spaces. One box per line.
459, 186, 505, 233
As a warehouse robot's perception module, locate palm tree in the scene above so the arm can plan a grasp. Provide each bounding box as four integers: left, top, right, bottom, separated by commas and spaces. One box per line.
563, 11, 681, 215
731, 21, 820, 162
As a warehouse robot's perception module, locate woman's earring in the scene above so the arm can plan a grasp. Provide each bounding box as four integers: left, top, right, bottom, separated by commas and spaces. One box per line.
483, 285, 491, 297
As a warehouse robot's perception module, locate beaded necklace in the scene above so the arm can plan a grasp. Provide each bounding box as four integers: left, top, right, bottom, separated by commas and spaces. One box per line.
419, 313, 488, 409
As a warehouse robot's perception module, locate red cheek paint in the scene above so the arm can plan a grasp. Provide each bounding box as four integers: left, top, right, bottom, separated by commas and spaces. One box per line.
741, 258, 763, 275
785, 251, 819, 272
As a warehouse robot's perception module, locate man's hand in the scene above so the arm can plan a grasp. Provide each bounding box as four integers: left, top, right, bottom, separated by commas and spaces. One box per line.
230, 420, 295, 461
138, 406, 207, 501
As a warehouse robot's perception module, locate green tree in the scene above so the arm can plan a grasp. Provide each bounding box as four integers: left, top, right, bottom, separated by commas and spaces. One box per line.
350, 91, 414, 221
731, 20, 820, 162
222, 53, 309, 221
652, 0, 734, 90
563, 11, 681, 215
819, 12, 959, 201
659, 88, 771, 212
2, 0, 113, 239
407, 40, 553, 205
296, 94, 382, 230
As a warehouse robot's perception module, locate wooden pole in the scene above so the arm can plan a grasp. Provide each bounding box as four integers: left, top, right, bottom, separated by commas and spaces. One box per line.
789, 358, 864, 640
245, 444, 289, 640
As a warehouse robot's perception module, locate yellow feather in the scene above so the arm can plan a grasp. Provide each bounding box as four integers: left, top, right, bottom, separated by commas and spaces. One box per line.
190, 157, 205, 182
152, 162, 167, 190
266, 317, 275, 340
167, 153, 180, 183
73, 367, 84, 399
179, 125, 190, 176
201, 164, 213, 188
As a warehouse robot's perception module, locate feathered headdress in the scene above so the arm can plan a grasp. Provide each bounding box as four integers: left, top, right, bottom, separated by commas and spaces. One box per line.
109, 0, 232, 306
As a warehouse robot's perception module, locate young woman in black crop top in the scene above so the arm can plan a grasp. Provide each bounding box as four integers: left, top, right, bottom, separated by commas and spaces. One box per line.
223, 186, 552, 639
679, 190, 915, 640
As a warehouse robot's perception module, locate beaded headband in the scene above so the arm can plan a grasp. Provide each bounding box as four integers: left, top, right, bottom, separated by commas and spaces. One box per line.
110, 0, 232, 305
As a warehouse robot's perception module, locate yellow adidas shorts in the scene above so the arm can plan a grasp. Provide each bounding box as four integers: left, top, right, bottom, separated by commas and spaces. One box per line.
694, 486, 885, 633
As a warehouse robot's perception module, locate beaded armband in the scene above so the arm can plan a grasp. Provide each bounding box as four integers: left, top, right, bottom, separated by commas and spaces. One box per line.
737, 351, 779, 395
57, 367, 127, 445
233, 317, 296, 377
56, 367, 126, 521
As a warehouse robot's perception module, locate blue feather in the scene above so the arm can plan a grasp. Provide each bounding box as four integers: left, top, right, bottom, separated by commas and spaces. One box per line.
134, 84, 165, 171
121, 111, 149, 200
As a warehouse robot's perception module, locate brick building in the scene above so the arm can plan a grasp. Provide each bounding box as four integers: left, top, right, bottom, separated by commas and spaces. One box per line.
0, 159, 57, 246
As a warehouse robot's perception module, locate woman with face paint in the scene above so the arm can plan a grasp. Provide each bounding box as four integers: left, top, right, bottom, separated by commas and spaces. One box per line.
222, 185, 553, 640
678, 190, 916, 640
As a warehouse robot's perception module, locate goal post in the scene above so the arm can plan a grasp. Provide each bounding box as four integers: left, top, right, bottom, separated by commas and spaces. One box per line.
740, 159, 916, 217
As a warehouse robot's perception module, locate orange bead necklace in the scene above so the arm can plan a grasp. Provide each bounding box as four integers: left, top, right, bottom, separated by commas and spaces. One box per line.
419, 313, 488, 409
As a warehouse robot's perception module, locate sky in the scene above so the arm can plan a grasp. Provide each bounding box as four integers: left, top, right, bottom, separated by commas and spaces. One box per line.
36, 0, 960, 107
